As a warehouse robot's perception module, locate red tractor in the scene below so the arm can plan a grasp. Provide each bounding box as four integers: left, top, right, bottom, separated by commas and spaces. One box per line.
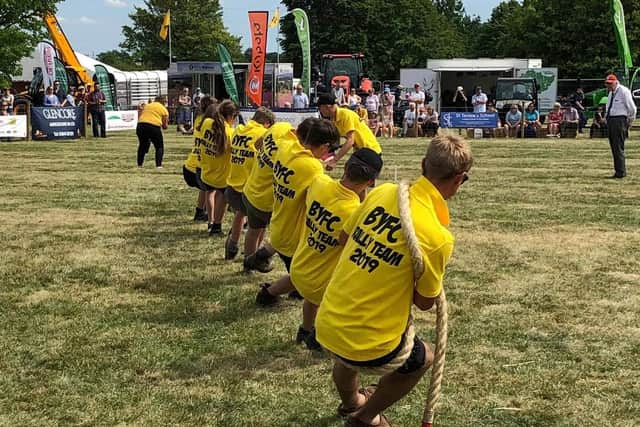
319, 53, 367, 97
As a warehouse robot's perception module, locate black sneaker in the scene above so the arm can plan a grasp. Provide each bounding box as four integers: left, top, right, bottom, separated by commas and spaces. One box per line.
224, 236, 239, 260
194, 208, 208, 222
296, 326, 311, 344
209, 223, 222, 236
304, 329, 323, 352
256, 283, 280, 307
288, 290, 303, 300
243, 254, 274, 273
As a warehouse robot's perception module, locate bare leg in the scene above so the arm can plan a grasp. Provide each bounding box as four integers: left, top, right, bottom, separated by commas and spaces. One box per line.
333, 362, 366, 413
230, 211, 244, 244
213, 190, 227, 224
197, 190, 206, 210
244, 226, 264, 257
206, 191, 216, 225
353, 342, 433, 424
302, 300, 318, 331
267, 275, 294, 296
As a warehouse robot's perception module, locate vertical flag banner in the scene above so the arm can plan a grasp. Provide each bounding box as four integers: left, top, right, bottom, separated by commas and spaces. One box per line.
94, 65, 115, 111
37, 41, 56, 89
270, 8, 280, 28
159, 10, 170, 40
246, 11, 269, 107
611, 0, 633, 76
54, 57, 69, 95
292, 9, 311, 92
217, 43, 240, 105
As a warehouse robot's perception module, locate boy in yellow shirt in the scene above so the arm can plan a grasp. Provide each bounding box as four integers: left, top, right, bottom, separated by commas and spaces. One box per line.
317, 93, 382, 171
315, 135, 473, 427
224, 107, 275, 260
290, 148, 383, 351
255, 118, 340, 304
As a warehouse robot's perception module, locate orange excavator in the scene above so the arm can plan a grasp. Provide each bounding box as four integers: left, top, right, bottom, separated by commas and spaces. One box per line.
43, 13, 93, 86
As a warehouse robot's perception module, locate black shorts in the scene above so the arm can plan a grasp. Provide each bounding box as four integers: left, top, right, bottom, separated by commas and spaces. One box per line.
242, 194, 272, 229
183, 166, 199, 189
278, 252, 292, 273
338, 335, 426, 375
225, 187, 246, 214
195, 168, 225, 193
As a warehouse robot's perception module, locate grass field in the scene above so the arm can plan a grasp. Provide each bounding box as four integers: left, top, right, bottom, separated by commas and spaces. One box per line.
1, 131, 639, 427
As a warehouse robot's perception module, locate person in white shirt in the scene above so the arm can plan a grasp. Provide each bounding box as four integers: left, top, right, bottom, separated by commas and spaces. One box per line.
402, 102, 417, 136
365, 89, 379, 116
292, 85, 309, 109
410, 83, 426, 107
604, 74, 637, 178
472, 86, 488, 113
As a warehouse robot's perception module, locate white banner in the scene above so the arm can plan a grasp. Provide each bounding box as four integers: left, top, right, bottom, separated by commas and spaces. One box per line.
0, 115, 28, 138
105, 110, 138, 132
36, 42, 56, 89
239, 108, 318, 128
516, 68, 558, 114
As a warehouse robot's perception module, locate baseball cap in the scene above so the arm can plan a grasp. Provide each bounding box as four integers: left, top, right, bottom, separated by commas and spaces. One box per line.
347, 148, 383, 179
605, 74, 618, 84
384, 87, 390, 93
317, 93, 336, 106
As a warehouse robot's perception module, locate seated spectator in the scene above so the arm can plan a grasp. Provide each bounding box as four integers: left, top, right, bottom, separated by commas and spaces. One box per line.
61, 87, 76, 107
367, 111, 381, 137
380, 112, 394, 138
356, 104, 368, 122
484, 102, 502, 137
381, 87, 394, 122
547, 102, 562, 137
421, 105, 439, 137
1, 101, 9, 116
44, 86, 60, 107
75, 86, 86, 106
402, 102, 417, 136
560, 102, 580, 137
2, 88, 14, 114
590, 105, 607, 138
347, 91, 361, 110
524, 102, 542, 137
504, 104, 522, 137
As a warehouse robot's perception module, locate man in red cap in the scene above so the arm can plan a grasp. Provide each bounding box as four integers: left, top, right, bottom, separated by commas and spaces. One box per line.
604, 74, 636, 178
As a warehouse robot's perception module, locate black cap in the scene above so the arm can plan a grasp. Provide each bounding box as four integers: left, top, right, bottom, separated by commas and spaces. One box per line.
316, 93, 336, 106
347, 148, 383, 179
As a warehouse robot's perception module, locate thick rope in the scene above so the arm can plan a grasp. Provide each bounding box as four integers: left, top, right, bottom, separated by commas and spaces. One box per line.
397, 182, 449, 427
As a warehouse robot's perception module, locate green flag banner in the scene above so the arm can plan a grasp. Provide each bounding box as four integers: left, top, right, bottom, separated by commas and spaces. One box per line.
54, 57, 69, 96
292, 8, 311, 92
94, 65, 115, 111
217, 43, 239, 105
611, 0, 633, 74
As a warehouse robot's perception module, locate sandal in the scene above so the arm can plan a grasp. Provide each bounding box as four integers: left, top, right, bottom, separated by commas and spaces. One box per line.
344, 413, 391, 427
337, 384, 377, 417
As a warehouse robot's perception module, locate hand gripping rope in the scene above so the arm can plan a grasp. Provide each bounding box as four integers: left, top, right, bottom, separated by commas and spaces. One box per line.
397, 182, 449, 427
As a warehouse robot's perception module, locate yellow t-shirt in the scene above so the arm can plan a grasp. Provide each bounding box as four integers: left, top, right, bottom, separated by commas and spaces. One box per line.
184, 115, 206, 173
138, 102, 169, 127
226, 120, 268, 192
335, 107, 382, 154
244, 122, 295, 212
199, 119, 233, 189
290, 175, 361, 305
316, 177, 454, 361
270, 139, 325, 257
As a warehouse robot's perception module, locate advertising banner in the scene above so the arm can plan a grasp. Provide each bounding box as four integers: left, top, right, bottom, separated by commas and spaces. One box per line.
292, 9, 311, 92
516, 68, 558, 113
106, 110, 138, 132
217, 43, 240, 105
275, 63, 293, 108
612, 0, 633, 72
36, 42, 57, 89
31, 106, 84, 140
0, 116, 28, 138
239, 107, 318, 128
440, 112, 499, 129
246, 11, 269, 107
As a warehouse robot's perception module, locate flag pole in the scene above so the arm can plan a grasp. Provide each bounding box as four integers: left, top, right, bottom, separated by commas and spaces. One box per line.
276, 7, 280, 66
168, 9, 172, 65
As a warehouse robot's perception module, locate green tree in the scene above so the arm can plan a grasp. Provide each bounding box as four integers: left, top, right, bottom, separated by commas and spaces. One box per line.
96, 50, 144, 71
120, 0, 242, 69
0, 0, 62, 86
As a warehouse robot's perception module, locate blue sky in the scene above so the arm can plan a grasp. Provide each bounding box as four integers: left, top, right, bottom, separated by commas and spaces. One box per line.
57, 0, 503, 56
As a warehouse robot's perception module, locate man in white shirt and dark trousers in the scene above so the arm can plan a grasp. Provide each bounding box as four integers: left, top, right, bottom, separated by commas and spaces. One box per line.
605, 74, 637, 178
292, 85, 309, 109
472, 86, 488, 113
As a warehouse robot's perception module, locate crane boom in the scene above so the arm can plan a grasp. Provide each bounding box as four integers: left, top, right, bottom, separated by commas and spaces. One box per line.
43, 13, 93, 86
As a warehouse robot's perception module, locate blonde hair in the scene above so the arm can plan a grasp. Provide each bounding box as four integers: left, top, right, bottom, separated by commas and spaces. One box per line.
423, 135, 473, 180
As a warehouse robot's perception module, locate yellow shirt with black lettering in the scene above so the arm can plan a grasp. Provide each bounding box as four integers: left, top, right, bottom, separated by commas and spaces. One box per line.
138, 102, 169, 127
227, 120, 268, 192
200, 120, 233, 189
270, 139, 324, 257
184, 115, 206, 173
316, 177, 454, 361
244, 122, 295, 213
290, 175, 361, 305
335, 107, 382, 154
